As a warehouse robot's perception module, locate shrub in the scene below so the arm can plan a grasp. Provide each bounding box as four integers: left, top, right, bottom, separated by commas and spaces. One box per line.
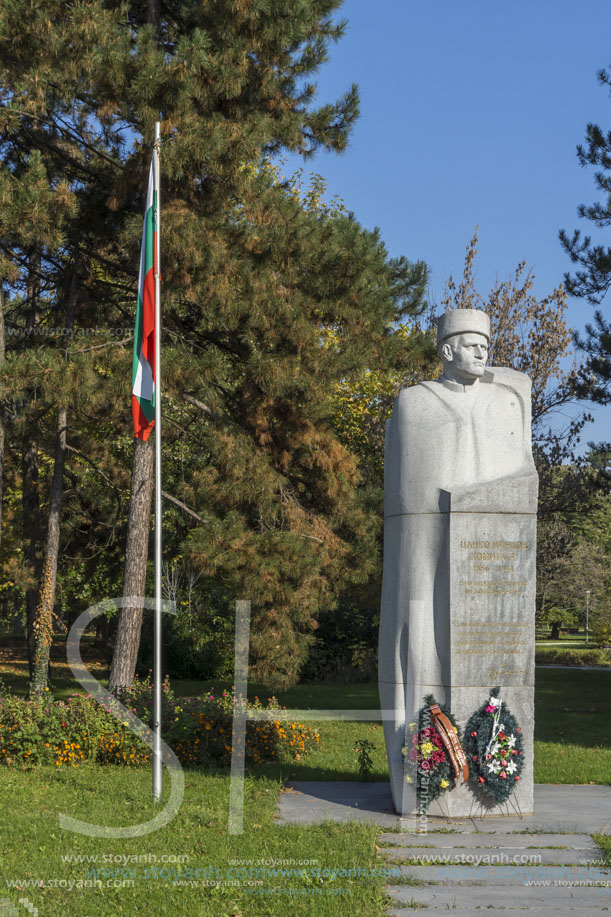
136, 594, 236, 681
535, 647, 611, 666
592, 620, 611, 649
161, 691, 319, 767
97, 731, 151, 766
0, 678, 320, 769
354, 739, 376, 781
0, 691, 116, 767
301, 599, 378, 684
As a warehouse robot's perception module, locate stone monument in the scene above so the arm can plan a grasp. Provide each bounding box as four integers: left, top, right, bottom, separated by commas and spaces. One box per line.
379, 308, 538, 816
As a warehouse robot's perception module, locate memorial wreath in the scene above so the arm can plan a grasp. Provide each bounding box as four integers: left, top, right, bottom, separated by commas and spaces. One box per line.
463, 687, 525, 804
403, 694, 469, 813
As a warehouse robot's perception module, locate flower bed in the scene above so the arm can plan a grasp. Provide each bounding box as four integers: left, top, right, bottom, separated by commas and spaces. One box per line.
0, 691, 113, 767
0, 677, 319, 768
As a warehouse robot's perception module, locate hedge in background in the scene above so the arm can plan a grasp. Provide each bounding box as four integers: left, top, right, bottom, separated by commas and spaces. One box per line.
535, 647, 611, 666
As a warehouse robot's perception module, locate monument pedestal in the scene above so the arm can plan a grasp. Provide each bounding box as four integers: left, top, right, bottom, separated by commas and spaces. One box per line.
442, 499, 536, 816
381, 477, 538, 818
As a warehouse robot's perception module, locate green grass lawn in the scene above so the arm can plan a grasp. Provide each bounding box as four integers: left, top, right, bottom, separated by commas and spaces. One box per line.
533, 668, 611, 785
0, 767, 392, 917
535, 630, 588, 643
0, 632, 110, 700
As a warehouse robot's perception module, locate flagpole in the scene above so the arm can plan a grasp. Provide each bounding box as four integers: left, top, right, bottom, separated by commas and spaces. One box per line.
153, 120, 163, 801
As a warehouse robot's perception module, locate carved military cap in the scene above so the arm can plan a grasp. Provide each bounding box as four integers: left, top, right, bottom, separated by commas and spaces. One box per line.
436, 308, 490, 344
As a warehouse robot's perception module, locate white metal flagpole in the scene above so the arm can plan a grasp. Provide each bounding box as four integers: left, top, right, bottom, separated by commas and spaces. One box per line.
152, 120, 163, 801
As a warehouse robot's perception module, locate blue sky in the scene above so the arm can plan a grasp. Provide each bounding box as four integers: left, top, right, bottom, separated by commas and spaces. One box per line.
283, 0, 611, 446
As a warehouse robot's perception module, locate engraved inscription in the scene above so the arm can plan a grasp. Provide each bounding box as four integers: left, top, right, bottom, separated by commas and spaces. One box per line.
487, 666, 529, 681
454, 621, 528, 656
459, 536, 531, 597
451, 524, 535, 687
460, 579, 527, 596
454, 621, 531, 680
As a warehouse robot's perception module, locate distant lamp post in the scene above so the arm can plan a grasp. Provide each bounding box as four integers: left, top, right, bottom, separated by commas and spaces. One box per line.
585, 590, 591, 645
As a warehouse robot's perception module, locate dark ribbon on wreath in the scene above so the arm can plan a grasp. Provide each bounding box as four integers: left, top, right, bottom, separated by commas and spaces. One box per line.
429, 704, 469, 783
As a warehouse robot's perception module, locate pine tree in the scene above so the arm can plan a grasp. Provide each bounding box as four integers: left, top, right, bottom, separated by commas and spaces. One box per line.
156, 166, 428, 685
0, 0, 430, 687
559, 65, 611, 416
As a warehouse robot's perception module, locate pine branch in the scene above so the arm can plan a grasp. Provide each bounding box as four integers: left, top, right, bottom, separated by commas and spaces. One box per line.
65, 443, 127, 498
161, 490, 207, 525
183, 394, 215, 418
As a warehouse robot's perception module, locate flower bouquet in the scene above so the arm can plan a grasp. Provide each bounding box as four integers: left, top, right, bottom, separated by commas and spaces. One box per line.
403, 694, 466, 813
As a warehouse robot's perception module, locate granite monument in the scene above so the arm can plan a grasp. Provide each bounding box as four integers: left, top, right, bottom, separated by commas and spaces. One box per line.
379, 308, 538, 816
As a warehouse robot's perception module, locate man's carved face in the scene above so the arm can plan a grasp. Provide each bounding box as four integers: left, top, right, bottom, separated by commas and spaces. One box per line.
441, 332, 488, 382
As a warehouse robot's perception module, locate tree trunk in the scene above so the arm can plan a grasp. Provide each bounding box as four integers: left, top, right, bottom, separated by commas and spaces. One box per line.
109, 436, 154, 691
147, 0, 160, 27
94, 612, 110, 647
0, 287, 5, 548
29, 261, 77, 693
550, 621, 560, 641
23, 256, 41, 675
30, 406, 67, 695
22, 434, 40, 677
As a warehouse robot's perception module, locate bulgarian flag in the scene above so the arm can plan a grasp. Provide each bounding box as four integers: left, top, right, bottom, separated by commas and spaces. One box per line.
131, 158, 158, 441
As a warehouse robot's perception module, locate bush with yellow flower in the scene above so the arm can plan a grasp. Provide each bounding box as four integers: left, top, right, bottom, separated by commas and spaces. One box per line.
0, 677, 319, 769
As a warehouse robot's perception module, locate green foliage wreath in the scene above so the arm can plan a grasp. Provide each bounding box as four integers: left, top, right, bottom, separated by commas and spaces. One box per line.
463, 688, 525, 805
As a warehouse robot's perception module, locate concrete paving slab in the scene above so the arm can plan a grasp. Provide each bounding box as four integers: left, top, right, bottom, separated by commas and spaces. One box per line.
381, 832, 595, 848
384, 846, 606, 865
277, 781, 399, 827
388, 904, 610, 917
276, 782, 611, 834
386, 882, 611, 908
396, 863, 611, 884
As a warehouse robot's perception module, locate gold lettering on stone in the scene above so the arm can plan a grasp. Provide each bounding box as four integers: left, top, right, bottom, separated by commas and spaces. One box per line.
459, 539, 529, 550
458, 534, 532, 598
488, 667, 528, 681
454, 622, 528, 657
460, 579, 527, 597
